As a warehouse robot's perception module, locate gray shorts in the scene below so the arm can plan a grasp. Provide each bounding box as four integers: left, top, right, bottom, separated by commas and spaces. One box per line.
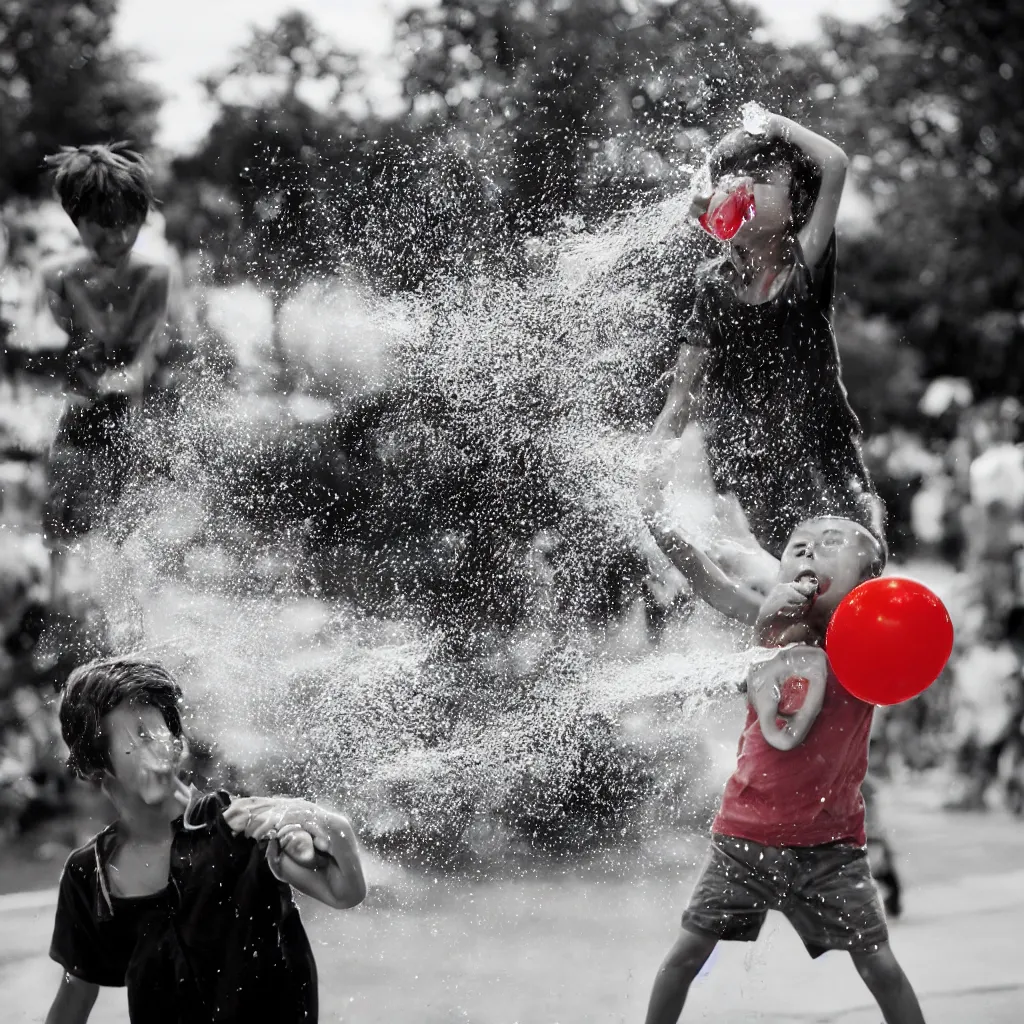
682, 834, 889, 959
44, 398, 137, 541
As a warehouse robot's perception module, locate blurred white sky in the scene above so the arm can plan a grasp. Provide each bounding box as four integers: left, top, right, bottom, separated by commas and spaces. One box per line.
116, 0, 893, 153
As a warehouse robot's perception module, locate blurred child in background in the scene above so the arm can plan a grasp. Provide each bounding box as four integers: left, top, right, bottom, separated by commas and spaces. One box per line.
37, 144, 170, 599
945, 604, 1024, 811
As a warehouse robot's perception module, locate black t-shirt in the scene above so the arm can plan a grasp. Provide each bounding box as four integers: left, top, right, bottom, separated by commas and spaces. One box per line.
50, 789, 318, 1024
681, 234, 877, 558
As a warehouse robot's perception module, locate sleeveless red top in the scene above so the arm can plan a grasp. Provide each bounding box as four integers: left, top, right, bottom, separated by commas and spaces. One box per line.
712, 668, 874, 847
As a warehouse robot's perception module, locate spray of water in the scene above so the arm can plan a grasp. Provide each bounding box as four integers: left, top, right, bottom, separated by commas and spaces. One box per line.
63, 171, 767, 864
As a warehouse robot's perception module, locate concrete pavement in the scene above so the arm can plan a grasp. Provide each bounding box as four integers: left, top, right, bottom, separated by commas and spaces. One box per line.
2, 783, 1021, 1023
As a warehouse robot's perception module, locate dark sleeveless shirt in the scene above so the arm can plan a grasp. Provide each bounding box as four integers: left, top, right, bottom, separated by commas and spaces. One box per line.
681, 234, 876, 558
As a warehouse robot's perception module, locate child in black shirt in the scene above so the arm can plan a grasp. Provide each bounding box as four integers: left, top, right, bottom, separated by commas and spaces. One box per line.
642, 113, 884, 599
45, 657, 365, 1024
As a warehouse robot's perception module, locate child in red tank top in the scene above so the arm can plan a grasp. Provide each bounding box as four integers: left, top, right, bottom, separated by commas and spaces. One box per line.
640, 511, 925, 1024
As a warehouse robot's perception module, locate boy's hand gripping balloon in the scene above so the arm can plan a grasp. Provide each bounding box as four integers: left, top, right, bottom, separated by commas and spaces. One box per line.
699, 183, 757, 241
825, 578, 954, 705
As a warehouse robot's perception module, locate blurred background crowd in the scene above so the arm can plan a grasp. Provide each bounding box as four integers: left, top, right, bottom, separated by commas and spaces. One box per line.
1, 0, 1022, 863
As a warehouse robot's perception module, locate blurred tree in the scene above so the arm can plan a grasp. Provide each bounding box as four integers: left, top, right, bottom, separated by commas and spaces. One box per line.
172, 9, 514, 301
342, 126, 515, 291
397, 0, 812, 231
0, 0, 161, 200
174, 0, 833, 295
823, 0, 1024, 396
169, 10, 361, 383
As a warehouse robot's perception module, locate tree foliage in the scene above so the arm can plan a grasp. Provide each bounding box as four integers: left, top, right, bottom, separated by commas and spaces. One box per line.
169, 11, 358, 295
173, 1, 833, 295
824, 0, 1024, 396
0, 0, 160, 200
397, 0, 808, 230
168, 0, 1023, 411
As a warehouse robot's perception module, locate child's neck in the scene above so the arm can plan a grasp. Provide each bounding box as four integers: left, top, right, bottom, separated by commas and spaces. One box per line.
107, 778, 190, 842
731, 235, 789, 283
81, 246, 135, 280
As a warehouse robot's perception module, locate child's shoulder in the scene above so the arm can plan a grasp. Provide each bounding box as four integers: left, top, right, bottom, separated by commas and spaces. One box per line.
126, 249, 171, 278
125, 252, 172, 297
39, 248, 91, 288
58, 824, 114, 891
123, 251, 172, 288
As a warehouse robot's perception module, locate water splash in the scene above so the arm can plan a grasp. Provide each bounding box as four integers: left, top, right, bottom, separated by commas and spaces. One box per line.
740, 100, 770, 136
64, 176, 766, 862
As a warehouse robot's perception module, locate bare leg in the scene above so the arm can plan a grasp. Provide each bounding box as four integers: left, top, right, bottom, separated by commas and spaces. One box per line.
851, 944, 926, 1024
867, 838, 903, 918
644, 928, 718, 1024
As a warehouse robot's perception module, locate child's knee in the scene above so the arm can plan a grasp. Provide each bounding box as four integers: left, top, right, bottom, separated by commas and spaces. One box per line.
663, 928, 718, 977
851, 945, 904, 989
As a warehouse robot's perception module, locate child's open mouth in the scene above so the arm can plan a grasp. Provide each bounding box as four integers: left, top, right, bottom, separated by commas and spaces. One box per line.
794, 570, 829, 596
794, 570, 832, 595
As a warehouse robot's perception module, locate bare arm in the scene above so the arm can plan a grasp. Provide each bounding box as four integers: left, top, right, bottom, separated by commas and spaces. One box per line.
648, 344, 705, 444
644, 515, 762, 626
223, 797, 367, 911
268, 811, 367, 910
638, 343, 706, 518
39, 262, 74, 337
45, 973, 99, 1024
767, 114, 848, 269
38, 264, 100, 401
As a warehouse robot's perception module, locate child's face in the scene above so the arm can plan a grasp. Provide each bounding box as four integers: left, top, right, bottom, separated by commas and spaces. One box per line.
777, 518, 877, 617
102, 701, 184, 806
75, 217, 144, 267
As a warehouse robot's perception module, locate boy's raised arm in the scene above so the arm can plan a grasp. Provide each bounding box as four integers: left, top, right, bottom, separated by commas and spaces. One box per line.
45, 973, 99, 1024
643, 512, 762, 627
224, 796, 367, 911
766, 114, 848, 270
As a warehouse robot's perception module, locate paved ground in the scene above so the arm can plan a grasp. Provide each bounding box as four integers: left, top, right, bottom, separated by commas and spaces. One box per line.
2, 779, 1021, 1023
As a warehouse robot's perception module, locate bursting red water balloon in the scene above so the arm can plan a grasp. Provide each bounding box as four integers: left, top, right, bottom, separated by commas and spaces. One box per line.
824, 577, 954, 706
699, 185, 756, 241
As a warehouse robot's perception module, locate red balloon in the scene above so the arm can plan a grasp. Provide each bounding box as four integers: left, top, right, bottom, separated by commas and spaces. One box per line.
824, 577, 954, 706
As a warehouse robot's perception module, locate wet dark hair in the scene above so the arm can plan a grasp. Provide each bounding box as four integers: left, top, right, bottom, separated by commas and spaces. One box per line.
44, 142, 155, 228
59, 657, 183, 781
709, 130, 822, 232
